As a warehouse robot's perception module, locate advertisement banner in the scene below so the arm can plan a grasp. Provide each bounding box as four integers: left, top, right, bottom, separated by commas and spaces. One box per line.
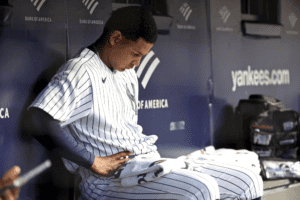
66, 0, 111, 57
210, 0, 241, 34
11, 0, 65, 30
281, 0, 300, 37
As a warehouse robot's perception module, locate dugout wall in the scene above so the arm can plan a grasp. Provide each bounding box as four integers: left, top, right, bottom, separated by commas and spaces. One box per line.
209, 0, 300, 149
0, 0, 300, 199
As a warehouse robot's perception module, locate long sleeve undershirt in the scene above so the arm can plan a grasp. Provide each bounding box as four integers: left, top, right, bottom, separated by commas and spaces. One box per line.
27, 107, 94, 169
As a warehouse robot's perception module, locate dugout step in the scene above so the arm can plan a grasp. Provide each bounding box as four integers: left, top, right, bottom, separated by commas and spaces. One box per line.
263, 179, 300, 199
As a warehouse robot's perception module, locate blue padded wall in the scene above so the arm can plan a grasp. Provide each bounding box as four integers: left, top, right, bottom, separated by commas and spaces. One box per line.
209, 0, 300, 148
0, 0, 68, 199
9, 0, 300, 199
136, 0, 213, 157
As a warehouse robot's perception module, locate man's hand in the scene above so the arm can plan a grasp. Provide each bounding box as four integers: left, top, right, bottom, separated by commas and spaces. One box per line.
0, 166, 21, 200
90, 151, 132, 177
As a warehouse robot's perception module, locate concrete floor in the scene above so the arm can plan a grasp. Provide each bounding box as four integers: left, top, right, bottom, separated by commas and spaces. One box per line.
263, 179, 300, 200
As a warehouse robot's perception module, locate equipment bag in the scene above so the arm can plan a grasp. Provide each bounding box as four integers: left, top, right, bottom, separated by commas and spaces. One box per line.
260, 158, 300, 180
235, 94, 285, 150
250, 108, 299, 159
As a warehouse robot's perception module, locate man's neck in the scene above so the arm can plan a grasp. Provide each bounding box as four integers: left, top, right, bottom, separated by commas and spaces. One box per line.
88, 43, 114, 72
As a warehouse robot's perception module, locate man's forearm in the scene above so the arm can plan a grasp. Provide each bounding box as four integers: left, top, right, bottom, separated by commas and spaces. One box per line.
27, 107, 94, 169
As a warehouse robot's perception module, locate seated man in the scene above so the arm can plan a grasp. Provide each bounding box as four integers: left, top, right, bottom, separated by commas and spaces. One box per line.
28, 6, 263, 200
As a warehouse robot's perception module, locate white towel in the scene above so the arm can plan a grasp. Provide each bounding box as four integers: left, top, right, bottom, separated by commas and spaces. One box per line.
114, 157, 193, 187
114, 147, 261, 187
178, 146, 261, 174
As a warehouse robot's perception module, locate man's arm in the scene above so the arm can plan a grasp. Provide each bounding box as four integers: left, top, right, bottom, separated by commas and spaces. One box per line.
27, 107, 131, 176
28, 107, 95, 169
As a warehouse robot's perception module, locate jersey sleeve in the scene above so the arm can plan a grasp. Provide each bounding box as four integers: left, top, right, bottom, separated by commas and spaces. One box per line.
30, 63, 93, 126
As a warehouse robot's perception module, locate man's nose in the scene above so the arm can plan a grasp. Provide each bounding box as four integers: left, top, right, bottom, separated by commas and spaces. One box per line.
132, 58, 141, 67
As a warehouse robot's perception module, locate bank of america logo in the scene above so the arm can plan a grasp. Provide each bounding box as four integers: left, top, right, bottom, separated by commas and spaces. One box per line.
219, 6, 230, 23
30, 0, 46, 12
82, 0, 99, 15
179, 2, 192, 21
136, 51, 160, 89
289, 12, 297, 28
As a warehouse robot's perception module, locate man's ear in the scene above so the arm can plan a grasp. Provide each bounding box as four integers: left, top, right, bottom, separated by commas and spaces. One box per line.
109, 30, 123, 45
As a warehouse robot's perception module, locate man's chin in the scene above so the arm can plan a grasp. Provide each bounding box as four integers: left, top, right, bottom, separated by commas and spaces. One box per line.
116, 67, 126, 72
126, 66, 134, 70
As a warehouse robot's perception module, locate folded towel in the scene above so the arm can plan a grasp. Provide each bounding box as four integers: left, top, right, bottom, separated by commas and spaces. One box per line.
178, 146, 261, 174
114, 157, 193, 187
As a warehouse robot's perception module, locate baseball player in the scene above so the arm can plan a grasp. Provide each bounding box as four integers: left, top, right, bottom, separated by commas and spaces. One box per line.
28, 6, 263, 200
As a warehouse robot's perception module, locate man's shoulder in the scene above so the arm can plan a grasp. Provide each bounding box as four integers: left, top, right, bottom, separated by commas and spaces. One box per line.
69, 48, 96, 66
60, 48, 98, 73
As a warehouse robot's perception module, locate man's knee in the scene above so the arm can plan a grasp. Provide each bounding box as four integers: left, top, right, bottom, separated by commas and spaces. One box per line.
174, 169, 220, 200
239, 168, 264, 199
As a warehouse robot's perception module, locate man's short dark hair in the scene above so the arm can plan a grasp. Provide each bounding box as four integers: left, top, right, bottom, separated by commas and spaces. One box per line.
98, 6, 158, 44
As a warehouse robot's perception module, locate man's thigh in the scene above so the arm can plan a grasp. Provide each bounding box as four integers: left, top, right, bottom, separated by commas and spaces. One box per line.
79, 168, 220, 200
196, 161, 263, 200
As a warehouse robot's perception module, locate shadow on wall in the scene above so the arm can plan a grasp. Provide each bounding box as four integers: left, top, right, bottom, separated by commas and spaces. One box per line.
20, 62, 74, 199
299, 95, 300, 113
213, 98, 240, 149
187, 95, 212, 147
8, 28, 75, 199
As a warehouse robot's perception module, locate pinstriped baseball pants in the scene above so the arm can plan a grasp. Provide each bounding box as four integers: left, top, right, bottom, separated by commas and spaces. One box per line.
77, 161, 263, 200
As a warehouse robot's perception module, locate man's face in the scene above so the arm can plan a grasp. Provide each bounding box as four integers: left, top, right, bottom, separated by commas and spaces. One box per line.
108, 36, 154, 72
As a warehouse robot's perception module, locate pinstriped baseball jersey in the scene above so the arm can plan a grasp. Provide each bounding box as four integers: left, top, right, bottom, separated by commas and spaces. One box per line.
30, 48, 158, 172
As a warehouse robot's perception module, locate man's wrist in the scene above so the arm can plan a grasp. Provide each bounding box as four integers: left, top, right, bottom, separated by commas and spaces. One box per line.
90, 155, 99, 170
88, 154, 96, 168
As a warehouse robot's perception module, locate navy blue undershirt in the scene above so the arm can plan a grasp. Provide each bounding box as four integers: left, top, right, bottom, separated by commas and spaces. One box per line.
28, 107, 94, 169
